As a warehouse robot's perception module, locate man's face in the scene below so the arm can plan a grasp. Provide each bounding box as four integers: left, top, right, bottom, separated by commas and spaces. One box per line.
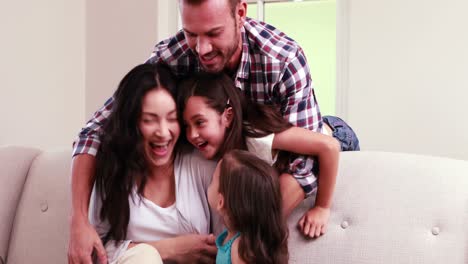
180, 0, 245, 73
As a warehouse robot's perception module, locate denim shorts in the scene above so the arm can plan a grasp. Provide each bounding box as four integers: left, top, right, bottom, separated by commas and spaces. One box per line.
323, 115, 360, 151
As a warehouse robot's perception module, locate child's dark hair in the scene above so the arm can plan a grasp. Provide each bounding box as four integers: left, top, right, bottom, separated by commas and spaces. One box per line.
95, 63, 178, 244
177, 73, 245, 158
178, 73, 292, 168
219, 150, 289, 264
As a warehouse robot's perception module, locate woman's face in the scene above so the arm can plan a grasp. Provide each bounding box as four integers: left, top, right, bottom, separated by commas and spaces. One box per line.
139, 88, 180, 169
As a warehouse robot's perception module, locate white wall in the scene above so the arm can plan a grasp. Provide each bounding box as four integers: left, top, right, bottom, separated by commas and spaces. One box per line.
0, 1, 85, 150
85, 0, 178, 118
339, 0, 468, 160
3, 0, 467, 161
0, 1, 178, 150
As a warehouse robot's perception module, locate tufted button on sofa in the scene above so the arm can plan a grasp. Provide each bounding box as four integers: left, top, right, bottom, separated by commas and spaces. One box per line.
288, 151, 468, 263
1, 146, 467, 263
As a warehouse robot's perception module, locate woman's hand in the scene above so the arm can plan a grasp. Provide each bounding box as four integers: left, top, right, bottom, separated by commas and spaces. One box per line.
297, 206, 330, 238
68, 217, 107, 264
151, 234, 217, 263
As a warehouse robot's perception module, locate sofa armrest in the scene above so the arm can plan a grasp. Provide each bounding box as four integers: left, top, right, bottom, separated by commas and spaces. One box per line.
0, 146, 41, 262
6, 149, 72, 264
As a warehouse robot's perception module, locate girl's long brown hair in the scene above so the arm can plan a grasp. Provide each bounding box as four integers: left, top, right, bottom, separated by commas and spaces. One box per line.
177, 73, 246, 159
220, 150, 289, 264
178, 73, 292, 170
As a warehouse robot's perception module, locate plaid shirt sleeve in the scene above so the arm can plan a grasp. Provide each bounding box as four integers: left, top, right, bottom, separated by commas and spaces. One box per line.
72, 36, 182, 157
278, 48, 323, 197
279, 49, 321, 131
72, 97, 114, 157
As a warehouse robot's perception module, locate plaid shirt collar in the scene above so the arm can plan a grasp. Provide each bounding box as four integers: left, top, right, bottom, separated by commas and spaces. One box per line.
234, 26, 251, 90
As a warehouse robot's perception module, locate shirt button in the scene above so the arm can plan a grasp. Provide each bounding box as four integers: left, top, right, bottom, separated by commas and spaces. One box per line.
40, 202, 48, 212
431, 227, 440, 236
341, 221, 349, 229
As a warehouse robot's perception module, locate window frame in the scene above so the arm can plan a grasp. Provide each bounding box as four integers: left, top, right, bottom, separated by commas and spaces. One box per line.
246, 0, 349, 118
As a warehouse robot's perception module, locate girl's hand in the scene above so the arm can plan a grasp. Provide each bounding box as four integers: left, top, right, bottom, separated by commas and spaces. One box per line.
297, 206, 330, 238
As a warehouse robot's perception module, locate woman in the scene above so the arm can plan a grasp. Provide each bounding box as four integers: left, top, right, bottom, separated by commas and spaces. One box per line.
89, 63, 220, 263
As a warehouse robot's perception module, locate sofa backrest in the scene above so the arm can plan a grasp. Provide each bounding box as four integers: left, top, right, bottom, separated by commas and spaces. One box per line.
1, 148, 467, 264
288, 151, 468, 264
0, 147, 41, 264
6, 149, 71, 264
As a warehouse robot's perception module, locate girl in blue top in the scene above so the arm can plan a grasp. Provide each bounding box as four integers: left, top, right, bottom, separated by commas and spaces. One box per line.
209, 149, 288, 264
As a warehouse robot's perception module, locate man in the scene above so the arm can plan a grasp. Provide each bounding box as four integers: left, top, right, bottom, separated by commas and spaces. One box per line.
68, 0, 323, 263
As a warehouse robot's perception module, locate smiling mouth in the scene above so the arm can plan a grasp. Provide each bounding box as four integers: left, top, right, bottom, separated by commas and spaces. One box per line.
149, 142, 170, 156
200, 53, 219, 63
195, 141, 208, 149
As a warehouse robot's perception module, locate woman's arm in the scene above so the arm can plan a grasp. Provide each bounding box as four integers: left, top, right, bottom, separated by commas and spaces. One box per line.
272, 127, 340, 237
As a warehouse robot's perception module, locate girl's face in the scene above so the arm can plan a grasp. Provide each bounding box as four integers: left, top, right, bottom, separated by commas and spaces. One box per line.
139, 88, 180, 169
183, 96, 231, 159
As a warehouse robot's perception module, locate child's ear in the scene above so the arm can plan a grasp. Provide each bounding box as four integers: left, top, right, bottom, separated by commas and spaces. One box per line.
216, 193, 225, 212
223, 107, 233, 128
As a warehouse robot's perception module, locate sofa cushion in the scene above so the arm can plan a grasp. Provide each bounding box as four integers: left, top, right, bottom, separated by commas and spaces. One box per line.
0, 146, 41, 263
7, 150, 71, 264
287, 151, 468, 264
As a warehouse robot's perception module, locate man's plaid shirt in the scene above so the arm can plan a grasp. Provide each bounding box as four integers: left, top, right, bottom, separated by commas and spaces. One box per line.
73, 17, 323, 196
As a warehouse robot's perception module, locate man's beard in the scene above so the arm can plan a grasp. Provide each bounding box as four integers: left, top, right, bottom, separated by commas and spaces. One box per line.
201, 28, 241, 73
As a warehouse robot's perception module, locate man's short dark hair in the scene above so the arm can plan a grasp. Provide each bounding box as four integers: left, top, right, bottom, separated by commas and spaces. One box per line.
181, 0, 240, 17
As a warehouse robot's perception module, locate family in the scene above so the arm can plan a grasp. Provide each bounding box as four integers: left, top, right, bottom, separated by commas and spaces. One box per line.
68, 0, 359, 263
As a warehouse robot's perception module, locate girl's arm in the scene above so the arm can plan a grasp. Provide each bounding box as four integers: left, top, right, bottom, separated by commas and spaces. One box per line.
272, 126, 340, 209
272, 126, 340, 237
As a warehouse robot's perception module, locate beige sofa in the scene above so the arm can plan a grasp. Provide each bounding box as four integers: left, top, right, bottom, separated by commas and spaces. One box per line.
1, 146, 467, 264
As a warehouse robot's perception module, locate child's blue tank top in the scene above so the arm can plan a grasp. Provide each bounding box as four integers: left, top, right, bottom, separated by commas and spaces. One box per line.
215, 229, 241, 264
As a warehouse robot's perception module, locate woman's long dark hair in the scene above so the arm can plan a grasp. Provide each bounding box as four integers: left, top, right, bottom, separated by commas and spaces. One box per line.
94, 63, 177, 244
220, 150, 289, 264
178, 73, 292, 169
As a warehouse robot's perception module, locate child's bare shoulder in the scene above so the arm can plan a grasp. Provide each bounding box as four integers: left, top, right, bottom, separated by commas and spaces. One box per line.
230, 236, 247, 264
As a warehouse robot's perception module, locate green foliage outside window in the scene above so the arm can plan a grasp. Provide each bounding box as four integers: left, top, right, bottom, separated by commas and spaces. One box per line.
247, 1, 336, 115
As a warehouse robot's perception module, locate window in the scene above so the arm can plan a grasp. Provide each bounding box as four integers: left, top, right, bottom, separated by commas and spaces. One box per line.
247, 0, 336, 115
